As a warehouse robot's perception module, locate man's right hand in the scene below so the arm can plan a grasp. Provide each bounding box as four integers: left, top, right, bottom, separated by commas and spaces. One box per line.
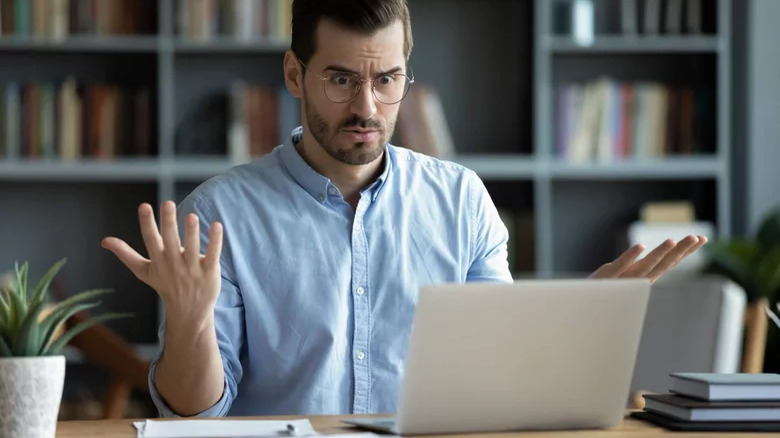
101, 201, 224, 323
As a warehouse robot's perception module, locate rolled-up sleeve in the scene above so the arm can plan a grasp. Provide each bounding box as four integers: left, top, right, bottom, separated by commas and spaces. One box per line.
147, 193, 246, 417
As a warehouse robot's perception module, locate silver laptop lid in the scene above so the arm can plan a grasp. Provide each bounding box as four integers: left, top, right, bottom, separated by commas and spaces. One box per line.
396, 279, 651, 434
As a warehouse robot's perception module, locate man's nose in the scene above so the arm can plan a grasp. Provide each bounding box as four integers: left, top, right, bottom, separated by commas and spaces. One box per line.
349, 83, 378, 120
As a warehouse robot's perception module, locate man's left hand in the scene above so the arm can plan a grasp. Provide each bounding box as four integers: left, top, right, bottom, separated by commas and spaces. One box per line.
589, 235, 708, 283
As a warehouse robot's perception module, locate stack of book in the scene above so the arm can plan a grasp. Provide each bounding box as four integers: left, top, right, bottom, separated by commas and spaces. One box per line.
555, 78, 714, 162
633, 373, 780, 431
175, 0, 293, 42
0, 79, 152, 160
0, 0, 155, 39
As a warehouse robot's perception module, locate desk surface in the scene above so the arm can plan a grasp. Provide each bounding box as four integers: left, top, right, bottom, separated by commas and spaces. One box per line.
55, 413, 765, 438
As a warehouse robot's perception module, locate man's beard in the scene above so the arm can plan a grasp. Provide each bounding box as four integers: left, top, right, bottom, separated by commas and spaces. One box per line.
304, 95, 393, 165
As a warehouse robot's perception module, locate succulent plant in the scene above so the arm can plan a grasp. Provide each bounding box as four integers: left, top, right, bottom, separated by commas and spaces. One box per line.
0, 258, 129, 357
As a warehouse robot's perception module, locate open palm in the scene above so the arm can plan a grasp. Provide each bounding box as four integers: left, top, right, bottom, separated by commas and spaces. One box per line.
590, 235, 708, 283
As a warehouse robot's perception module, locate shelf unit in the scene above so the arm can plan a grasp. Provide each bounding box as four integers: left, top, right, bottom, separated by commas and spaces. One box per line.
533, 0, 731, 275
0, 0, 734, 350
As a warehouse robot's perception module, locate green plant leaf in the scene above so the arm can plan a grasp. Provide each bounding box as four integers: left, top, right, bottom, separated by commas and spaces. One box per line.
4, 284, 26, 334
38, 289, 112, 331
14, 261, 29, 310
30, 258, 66, 309
12, 297, 49, 356
37, 289, 112, 350
704, 240, 760, 297
0, 291, 10, 333
38, 301, 102, 354
43, 312, 131, 356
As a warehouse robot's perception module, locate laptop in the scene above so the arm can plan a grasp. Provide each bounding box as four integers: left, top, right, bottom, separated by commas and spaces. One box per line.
344, 278, 651, 434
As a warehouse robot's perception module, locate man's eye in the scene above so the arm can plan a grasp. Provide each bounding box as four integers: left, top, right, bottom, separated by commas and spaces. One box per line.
377, 75, 394, 85
331, 75, 354, 87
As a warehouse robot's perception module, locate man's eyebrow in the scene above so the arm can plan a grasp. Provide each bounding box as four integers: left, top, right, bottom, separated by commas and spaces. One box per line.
323, 65, 405, 76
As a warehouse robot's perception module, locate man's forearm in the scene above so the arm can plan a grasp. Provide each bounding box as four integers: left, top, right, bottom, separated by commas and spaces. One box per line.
155, 314, 225, 416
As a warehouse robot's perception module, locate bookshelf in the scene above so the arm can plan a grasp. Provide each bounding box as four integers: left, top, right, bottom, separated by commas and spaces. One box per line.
533, 0, 731, 275
0, 0, 735, 358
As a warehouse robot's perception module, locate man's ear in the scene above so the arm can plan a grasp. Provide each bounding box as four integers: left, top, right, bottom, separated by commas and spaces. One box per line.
284, 50, 304, 99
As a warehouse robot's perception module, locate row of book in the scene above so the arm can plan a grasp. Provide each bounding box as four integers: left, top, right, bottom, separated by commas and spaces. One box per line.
635, 372, 780, 431
0, 80, 152, 160
621, 0, 714, 35
176, 0, 293, 42
0, 0, 155, 38
555, 78, 713, 161
227, 82, 293, 162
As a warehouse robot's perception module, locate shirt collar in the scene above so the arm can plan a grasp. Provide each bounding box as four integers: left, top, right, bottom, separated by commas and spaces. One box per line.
279, 126, 392, 204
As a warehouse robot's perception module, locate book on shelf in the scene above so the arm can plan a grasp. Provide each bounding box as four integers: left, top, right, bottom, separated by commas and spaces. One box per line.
0, 0, 154, 39
620, 0, 709, 36
0, 78, 152, 161
670, 373, 780, 401
226, 81, 299, 163
643, 393, 780, 422
176, 0, 293, 42
396, 84, 456, 159
555, 77, 713, 162
686, 0, 702, 34
620, 0, 638, 34
642, 0, 661, 35
664, 0, 684, 34
640, 201, 695, 223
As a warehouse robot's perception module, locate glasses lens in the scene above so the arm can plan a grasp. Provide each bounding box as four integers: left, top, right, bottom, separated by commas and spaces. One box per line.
323, 72, 361, 103
374, 75, 411, 104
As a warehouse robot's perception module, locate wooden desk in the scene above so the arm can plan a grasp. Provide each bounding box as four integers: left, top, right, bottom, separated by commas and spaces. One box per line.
54, 413, 767, 438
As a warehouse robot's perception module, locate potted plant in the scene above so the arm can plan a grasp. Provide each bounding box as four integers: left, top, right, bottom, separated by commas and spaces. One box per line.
705, 207, 780, 302
0, 259, 128, 438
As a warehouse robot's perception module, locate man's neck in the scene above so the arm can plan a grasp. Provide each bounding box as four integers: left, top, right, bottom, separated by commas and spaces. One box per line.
296, 132, 385, 209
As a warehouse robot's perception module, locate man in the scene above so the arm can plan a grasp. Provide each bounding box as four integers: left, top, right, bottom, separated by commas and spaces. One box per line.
102, 0, 706, 417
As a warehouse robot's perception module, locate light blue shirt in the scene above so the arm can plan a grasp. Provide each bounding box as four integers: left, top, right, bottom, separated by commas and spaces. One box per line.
149, 127, 511, 417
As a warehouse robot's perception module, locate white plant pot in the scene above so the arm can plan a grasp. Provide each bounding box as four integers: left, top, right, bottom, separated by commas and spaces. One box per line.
0, 355, 65, 438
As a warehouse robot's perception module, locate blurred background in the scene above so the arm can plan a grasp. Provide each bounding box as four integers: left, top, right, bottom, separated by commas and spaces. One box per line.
0, 0, 777, 421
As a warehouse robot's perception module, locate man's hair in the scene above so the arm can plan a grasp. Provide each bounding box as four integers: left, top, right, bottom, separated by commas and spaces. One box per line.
291, 0, 413, 65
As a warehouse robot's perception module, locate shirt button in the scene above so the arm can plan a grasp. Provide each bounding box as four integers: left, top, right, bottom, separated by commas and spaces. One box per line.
356, 351, 366, 360
328, 187, 338, 195
317, 193, 325, 202
356, 287, 365, 296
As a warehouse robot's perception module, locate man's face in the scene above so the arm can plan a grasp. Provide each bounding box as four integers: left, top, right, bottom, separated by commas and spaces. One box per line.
301, 19, 407, 165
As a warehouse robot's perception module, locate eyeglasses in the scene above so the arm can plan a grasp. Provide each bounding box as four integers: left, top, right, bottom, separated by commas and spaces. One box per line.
298, 59, 414, 105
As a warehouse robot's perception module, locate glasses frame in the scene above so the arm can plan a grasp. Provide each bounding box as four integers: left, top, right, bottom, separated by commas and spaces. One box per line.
298, 58, 415, 105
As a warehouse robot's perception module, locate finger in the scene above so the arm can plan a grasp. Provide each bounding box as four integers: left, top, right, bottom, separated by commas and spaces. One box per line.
184, 213, 201, 266
609, 244, 645, 278
589, 262, 613, 279
683, 234, 708, 258
138, 203, 163, 257
591, 244, 645, 278
622, 239, 677, 278
101, 237, 150, 281
646, 235, 700, 281
204, 222, 223, 270
160, 201, 182, 257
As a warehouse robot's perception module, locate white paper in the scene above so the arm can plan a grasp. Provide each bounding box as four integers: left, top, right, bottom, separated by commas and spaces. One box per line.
133, 418, 316, 438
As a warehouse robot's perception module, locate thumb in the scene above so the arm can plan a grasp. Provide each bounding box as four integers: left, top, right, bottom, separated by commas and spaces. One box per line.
102, 237, 149, 281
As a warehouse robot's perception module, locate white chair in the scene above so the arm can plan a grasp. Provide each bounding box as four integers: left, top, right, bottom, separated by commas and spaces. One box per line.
629, 276, 768, 407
